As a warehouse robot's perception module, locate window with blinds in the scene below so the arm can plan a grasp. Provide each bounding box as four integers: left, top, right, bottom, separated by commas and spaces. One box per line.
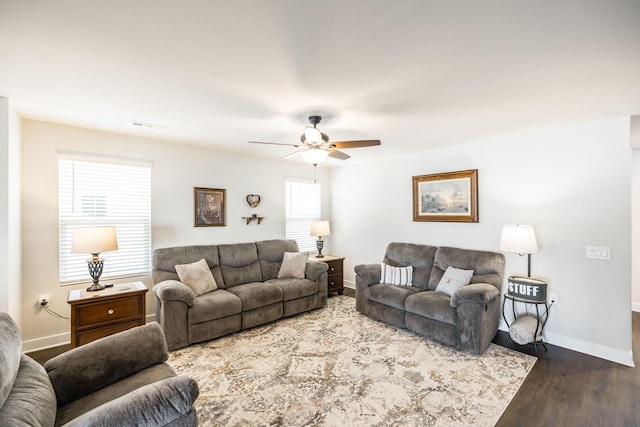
285, 180, 321, 252
58, 158, 151, 283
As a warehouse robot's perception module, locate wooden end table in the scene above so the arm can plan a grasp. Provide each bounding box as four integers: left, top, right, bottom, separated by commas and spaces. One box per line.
314, 255, 345, 295
67, 281, 148, 347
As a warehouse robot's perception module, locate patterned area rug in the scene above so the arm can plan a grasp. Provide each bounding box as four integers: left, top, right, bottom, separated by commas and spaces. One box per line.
168, 296, 536, 426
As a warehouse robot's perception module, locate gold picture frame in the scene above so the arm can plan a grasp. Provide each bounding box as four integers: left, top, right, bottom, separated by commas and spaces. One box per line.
412, 169, 478, 223
194, 187, 226, 227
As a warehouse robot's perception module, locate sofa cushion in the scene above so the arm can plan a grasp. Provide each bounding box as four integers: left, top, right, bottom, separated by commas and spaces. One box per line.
383, 243, 438, 290
226, 282, 284, 311
428, 246, 505, 290
218, 243, 262, 287
0, 313, 22, 409
405, 291, 457, 325
256, 239, 300, 281
278, 252, 308, 279
175, 258, 218, 296
152, 245, 225, 289
435, 266, 474, 296
189, 290, 242, 324
366, 283, 423, 310
55, 363, 176, 426
267, 278, 318, 301
45, 323, 169, 406
381, 263, 413, 286
0, 355, 56, 427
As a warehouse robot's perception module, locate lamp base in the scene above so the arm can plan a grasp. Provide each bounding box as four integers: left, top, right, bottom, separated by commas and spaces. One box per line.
86, 283, 106, 292
315, 238, 325, 258
86, 256, 106, 292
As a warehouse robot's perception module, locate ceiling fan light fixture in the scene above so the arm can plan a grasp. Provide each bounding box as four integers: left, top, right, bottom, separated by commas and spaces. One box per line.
300, 148, 329, 165
304, 126, 323, 145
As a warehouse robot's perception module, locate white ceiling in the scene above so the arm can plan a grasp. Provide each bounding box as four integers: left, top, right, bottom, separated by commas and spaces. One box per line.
2, 0, 640, 164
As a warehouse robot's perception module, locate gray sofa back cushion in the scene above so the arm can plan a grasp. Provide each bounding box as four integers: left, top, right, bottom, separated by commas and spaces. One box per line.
428, 246, 505, 290
383, 242, 438, 290
256, 239, 300, 281
45, 323, 169, 405
218, 243, 262, 287
152, 245, 225, 289
0, 313, 23, 409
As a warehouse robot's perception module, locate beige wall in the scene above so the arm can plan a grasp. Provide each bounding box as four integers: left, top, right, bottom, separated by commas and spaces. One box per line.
20, 119, 331, 350
332, 117, 634, 366
0, 97, 21, 323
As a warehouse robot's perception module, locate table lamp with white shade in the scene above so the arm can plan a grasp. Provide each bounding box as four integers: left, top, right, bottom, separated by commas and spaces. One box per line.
310, 221, 331, 258
71, 226, 119, 292
499, 224, 538, 277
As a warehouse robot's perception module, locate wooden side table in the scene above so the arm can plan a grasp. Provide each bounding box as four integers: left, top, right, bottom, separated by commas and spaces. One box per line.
315, 255, 344, 295
67, 281, 148, 347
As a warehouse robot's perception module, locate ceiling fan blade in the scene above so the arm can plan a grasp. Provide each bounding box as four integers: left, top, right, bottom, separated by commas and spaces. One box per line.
249, 141, 301, 147
282, 150, 302, 160
328, 148, 351, 160
330, 139, 381, 149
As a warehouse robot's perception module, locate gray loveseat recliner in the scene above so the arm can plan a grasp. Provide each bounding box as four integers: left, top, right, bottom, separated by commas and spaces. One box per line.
0, 313, 199, 426
152, 239, 328, 350
355, 242, 505, 354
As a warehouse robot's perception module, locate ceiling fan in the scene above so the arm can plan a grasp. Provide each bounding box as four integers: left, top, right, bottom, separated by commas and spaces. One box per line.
249, 115, 381, 165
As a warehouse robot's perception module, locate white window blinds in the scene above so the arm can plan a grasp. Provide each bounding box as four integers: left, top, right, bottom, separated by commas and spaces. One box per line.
285, 180, 321, 252
58, 158, 151, 283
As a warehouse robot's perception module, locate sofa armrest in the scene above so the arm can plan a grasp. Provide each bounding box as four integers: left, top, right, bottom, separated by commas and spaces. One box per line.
450, 283, 500, 307
153, 280, 196, 307
45, 323, 168, 406
63, 376, 199, 427
354, 264, 381, 286
355, 263, 381, 313
305, 261, 328, 282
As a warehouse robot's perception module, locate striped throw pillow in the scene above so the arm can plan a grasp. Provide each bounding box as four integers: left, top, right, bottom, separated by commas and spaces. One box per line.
380, 263, 413, 286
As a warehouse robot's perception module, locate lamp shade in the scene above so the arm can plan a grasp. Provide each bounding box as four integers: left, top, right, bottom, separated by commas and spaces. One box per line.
310, 221, 331, 237
300, 148, 329, 165
71, 226, 119, 254
499, 224, 538, 254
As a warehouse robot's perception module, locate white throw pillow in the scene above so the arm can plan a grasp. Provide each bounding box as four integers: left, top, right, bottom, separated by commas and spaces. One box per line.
277, 252, 308, 279
380, 263, 413, 286
435, 266, 474, 296
175, 258, 217, 296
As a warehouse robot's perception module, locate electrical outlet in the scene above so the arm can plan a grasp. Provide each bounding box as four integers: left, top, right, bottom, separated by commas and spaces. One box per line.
549, 293, 558, 307
38, 294, 50, 307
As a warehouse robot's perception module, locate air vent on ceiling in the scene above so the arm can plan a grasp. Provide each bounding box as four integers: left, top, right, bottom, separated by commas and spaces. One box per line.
131, 121, 167, 129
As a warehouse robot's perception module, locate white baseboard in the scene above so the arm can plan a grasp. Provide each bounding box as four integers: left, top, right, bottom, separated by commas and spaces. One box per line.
543, 331, 635, 367
22, 314, 157, 353
22, 331, 70, 353
498, 323, 634, 367
632, 302, 640, 312
344, 280, 355, 289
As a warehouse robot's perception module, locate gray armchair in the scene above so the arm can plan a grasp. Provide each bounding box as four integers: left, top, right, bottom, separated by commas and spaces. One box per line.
0, 313, 199, 426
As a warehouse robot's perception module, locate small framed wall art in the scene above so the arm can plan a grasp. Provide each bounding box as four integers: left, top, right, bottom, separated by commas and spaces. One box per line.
194, 187, 226, 227
412, 169, 478, 223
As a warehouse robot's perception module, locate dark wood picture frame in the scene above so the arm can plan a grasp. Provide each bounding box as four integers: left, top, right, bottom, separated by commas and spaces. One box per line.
194, 187, 226, 227
412, 169, 478, 223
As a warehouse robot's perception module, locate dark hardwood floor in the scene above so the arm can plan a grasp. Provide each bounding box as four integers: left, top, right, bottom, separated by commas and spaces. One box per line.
28, 288, 640, 426
496, 311, 640, 427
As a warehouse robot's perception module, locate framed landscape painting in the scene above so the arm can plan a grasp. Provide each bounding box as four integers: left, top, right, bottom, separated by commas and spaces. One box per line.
194, 187, 226, 227
412, 169, 478, 223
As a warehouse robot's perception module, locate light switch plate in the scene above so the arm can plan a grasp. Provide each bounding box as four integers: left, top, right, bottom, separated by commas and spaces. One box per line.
586, 246, 611, 260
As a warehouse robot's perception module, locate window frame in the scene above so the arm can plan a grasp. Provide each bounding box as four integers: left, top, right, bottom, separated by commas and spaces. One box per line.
58, 155, 152, 285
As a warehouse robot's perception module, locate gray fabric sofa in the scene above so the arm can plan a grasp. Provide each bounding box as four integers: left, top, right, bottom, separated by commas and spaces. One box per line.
355, 242, 505, 355
0, 313, 199, 426
152, 239, 328, 350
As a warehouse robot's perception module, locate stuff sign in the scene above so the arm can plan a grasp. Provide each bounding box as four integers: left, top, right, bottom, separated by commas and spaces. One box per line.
507, 276, 547, 302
